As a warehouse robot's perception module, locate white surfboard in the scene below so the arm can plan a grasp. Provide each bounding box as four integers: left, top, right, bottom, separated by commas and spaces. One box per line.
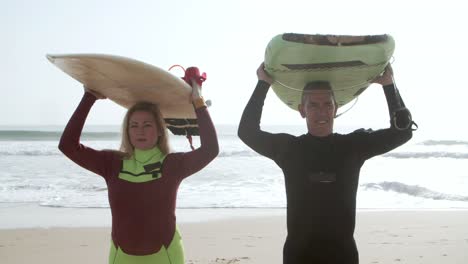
47, 54, 200, 135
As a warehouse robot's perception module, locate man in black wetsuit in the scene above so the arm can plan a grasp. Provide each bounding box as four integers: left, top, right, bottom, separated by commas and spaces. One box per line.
238, 63, 415, 264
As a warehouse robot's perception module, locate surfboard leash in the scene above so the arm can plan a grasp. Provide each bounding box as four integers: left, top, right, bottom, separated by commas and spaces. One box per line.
186, 130, 195, 151
168, 65, 207, 86
168, 65, 208, 150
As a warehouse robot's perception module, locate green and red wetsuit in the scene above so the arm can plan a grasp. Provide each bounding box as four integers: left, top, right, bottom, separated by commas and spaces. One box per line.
59, 92, 218, 263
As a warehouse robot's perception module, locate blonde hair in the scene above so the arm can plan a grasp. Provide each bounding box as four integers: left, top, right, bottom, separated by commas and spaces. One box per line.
118, 102, 171, 159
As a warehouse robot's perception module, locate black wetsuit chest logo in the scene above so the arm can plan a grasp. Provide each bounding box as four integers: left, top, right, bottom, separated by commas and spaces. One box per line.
308, 171, 336, 183
143, 162, 162, 178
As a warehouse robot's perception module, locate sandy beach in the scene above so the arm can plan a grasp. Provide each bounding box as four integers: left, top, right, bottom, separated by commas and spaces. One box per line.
1, 204, 467, 264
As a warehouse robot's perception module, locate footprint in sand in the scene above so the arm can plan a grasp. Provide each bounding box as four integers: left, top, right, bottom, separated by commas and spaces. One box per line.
212, 257, 250, 263
214, 258, 238, 263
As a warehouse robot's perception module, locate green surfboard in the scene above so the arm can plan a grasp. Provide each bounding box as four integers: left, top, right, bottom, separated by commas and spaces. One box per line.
264, 33, 395, 110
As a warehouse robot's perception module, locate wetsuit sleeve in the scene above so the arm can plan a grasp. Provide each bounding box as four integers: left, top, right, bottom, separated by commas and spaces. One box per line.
58, 92, 117, 179
353, 83, 414, 160
166, 106, 219, 180
238, 80, 293, 161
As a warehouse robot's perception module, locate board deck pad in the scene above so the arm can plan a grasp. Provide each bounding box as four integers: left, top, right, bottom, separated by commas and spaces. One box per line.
264, 33, 395, 111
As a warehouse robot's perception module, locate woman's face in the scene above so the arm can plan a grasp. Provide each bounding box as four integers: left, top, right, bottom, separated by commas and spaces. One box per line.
128, 111, 159, 150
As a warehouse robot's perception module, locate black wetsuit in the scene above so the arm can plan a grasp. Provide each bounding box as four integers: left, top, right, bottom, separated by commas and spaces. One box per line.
238, 80, 413, 264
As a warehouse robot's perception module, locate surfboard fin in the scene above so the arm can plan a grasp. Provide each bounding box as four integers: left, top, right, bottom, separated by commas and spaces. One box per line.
168, 65, 207, 86
182, 67, 206, 86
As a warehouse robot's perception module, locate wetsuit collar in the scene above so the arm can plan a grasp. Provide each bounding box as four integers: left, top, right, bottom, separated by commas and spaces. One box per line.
134, 147, 164, 164
305, 132, 335, 140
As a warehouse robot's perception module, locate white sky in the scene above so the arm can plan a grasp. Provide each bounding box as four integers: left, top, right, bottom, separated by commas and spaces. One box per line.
1, 0, 467, 139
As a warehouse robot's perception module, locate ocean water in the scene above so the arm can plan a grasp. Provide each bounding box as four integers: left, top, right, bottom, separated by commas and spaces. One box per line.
1, 126, 467, 210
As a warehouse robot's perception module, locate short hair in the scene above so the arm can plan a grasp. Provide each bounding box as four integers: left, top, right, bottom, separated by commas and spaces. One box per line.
301, 81, 336, 105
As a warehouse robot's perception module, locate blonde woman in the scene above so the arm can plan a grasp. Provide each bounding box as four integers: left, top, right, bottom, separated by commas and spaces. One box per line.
59, 78, 218, 264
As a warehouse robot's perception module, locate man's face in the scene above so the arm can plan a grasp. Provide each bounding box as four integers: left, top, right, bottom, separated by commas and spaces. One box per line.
298, 90, 337, 137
